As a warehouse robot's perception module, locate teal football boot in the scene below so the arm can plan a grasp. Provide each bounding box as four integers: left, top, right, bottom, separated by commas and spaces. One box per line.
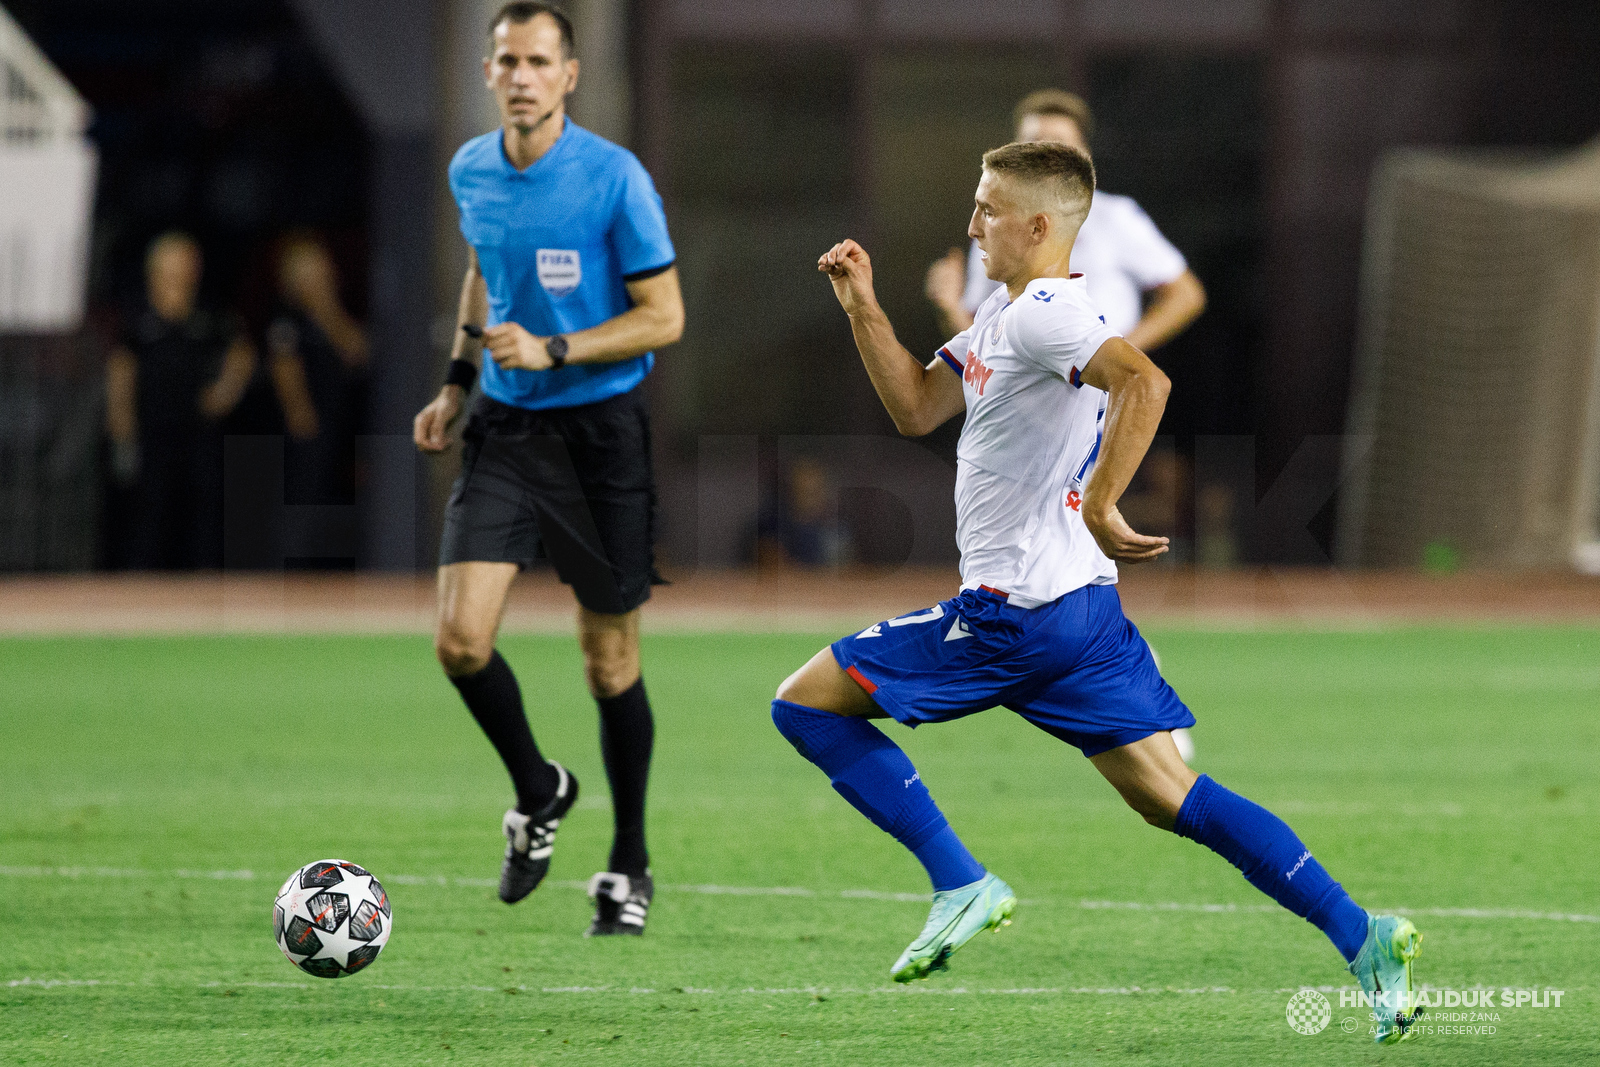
890, 872, 1016, 983
1348, 914, 1425, 1044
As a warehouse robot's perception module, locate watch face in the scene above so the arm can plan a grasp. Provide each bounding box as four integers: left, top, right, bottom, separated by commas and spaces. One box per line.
547, 335, 569, 360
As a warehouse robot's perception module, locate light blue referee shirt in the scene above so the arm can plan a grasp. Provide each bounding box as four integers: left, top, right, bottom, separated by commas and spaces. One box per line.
449, 118, 676, 410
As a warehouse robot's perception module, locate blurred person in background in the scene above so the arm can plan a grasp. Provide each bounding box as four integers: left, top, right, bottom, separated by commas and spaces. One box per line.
756, 457, 853, 569
105, 232, 257, 569
926, 90, 1205, 351
267, 233, 369, 564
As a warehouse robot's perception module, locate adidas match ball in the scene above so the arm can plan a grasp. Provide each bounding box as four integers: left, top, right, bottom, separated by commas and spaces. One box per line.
273, 859, 392, 978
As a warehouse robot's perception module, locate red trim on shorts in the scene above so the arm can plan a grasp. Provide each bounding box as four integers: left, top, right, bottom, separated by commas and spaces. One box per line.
844, 664, 879, 694
978, 584, 1010, 599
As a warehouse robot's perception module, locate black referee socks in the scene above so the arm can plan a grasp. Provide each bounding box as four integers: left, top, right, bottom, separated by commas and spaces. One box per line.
597, 678, 654, 878
451, 650, 560, 814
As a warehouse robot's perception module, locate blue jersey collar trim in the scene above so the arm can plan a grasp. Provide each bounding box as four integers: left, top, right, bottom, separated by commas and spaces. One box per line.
497, 115, 572, 175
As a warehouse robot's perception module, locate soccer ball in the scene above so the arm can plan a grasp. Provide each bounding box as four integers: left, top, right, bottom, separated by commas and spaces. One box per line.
273, 859, 392, 978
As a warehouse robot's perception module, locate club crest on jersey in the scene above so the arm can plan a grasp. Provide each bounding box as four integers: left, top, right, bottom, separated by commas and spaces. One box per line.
536, 249, 581, 298
963, 351, 995, 396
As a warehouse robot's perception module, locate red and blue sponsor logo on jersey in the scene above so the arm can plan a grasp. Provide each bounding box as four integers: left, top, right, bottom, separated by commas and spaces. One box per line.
939, 347, 996, 396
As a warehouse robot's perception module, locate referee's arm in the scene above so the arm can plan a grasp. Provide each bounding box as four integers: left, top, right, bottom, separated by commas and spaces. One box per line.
416, 249, 491, 452
480, 268, 683, 372
415, 253, 685, 452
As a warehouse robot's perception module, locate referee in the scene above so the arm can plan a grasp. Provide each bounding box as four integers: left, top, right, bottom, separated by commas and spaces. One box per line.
414, 1, 683, 937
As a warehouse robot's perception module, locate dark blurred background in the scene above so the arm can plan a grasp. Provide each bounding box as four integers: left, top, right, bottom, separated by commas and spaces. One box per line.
4, 0, 1598, 573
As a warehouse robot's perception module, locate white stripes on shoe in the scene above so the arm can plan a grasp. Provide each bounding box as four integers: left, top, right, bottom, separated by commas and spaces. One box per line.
587, 872, 632, 902
504, 764, 571, 860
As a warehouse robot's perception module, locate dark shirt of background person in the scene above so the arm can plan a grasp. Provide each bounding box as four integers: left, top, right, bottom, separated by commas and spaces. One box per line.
104, 232, 257, 569
266, 234, 369, 567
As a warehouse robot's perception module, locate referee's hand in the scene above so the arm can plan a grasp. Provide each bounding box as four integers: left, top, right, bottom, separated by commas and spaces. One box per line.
414, 387, 464, 453
483, 322, 554, 371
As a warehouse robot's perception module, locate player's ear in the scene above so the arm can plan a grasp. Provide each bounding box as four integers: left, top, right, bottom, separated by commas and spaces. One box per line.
565, 57, 580, 93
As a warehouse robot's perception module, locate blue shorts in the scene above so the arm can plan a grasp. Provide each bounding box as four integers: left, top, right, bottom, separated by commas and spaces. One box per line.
830, 584, 1195, 757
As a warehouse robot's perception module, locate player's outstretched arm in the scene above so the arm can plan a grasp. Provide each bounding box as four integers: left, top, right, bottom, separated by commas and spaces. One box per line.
819, 240, 964, 436
1078, 337, 1172, 563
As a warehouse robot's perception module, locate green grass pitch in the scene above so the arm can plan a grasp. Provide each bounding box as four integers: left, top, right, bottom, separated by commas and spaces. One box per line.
2, 625, 1597, 1065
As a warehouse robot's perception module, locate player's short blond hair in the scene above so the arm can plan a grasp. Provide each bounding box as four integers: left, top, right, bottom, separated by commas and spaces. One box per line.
982, 141, 1095, 220
1013, 89, 1094, 141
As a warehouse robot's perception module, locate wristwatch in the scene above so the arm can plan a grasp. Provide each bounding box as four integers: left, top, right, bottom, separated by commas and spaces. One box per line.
546, 334, 568, 368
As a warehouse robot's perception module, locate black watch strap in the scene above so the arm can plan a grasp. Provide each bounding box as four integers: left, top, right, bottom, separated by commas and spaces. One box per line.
445, 358, 477, 390
546, 334, 568, 368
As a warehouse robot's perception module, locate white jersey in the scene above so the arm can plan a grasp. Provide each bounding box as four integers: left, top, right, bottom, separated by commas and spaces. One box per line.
937, 276, 1121, 608
963, 192, 1187, 335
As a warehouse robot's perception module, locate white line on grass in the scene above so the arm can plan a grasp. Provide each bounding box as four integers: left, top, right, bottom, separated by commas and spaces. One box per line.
2, 864, 1595, 924
9, 976, 1593, 1001
2, 976, 1244, 996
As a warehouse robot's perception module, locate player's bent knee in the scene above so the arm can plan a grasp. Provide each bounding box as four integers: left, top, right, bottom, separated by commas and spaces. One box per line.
774, 667, 835, 709
584, 661, 638, 700
773, 670, 804, 705
1119, 789, 1181, 831
775, 646, 840, 707
434, 625, 493, 677
580, 643, 638, 699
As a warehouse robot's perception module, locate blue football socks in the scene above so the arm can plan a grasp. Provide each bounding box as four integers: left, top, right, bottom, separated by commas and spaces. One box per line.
772, 700, 986, 892
1175, 774, 1370, 962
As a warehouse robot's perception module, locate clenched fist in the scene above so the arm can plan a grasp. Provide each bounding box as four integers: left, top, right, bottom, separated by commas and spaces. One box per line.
818, 239, 879, 317
483, 321, 555, 371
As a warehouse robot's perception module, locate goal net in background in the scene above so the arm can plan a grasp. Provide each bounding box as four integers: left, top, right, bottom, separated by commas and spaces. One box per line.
1338, 141, 1600, 572
0, 3, 96, 333
1, 6, 100, 570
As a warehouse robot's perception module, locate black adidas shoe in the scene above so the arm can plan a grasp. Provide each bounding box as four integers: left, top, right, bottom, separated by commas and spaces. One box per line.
498, 763, 578, 904
584, 871, 653, 936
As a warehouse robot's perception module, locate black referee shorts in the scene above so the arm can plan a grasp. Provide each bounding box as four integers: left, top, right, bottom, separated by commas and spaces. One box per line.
439, 389, 663, 615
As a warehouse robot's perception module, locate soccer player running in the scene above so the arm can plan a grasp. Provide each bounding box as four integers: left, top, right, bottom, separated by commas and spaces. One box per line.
414, 2, 683, 937
925, 89, 1206, 350
780, 142, 1423, 1043
928, 91, 1204, 760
